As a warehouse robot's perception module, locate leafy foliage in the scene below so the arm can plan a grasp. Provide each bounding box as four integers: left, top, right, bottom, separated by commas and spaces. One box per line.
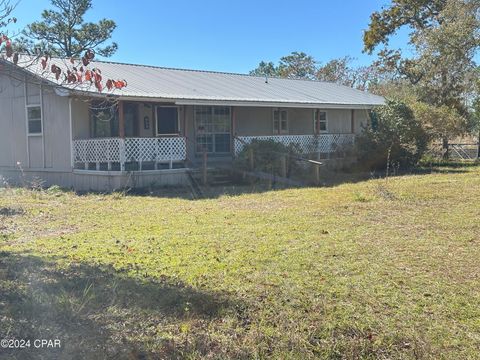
276, 51, 317, 79
248, 61, 277, 77
234, 139, 306, 178
356, 99, 429, 169
467, 96, 480, 134
250, 52, 384, 90
0, 0, 15, 29
19, 0, 117, 58
364, 0, 480, 116
1, 1, 125, 92
363, 0, 447, 55
410, 100, 468, 140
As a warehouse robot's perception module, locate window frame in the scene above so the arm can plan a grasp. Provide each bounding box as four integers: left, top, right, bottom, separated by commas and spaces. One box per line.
25, 81, 43, 137
155, 106, 181, 137
272, 108, 288, 135
194, 106, 232, 154
26, 104, 43, 136
313, 109, 328, 134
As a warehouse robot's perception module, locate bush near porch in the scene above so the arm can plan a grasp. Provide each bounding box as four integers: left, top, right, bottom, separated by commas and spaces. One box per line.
356, 99, 429, 171
1, 164, 480, 359
233, 139, 312, 183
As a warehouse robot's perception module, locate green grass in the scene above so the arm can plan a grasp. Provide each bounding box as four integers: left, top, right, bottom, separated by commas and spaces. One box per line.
1, 165, 480, 359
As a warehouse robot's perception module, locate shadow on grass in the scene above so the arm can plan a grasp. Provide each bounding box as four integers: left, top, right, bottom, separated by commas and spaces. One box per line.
0, 251, 242, 359
0, 207, 25, 216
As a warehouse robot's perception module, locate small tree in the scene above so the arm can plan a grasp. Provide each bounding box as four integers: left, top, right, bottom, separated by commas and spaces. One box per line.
356, 99, 429, 170
410, 101, 467, 158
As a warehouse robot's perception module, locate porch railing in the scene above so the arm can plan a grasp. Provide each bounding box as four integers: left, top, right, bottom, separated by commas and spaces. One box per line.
72, 137, 187, 171
234, 134, 356, 156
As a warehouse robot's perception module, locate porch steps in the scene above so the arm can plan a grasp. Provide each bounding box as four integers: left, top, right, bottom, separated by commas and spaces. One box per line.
187, 166, 235, 187
186, 170, 204, 199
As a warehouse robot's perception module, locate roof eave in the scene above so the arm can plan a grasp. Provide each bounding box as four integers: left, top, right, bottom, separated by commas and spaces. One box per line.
70, 92, 383, 109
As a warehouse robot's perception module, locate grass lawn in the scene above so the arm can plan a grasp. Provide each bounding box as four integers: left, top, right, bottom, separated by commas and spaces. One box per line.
1, 165, 479, 359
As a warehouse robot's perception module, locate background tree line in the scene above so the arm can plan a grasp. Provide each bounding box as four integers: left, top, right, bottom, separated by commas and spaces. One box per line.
251, 0, 480, 161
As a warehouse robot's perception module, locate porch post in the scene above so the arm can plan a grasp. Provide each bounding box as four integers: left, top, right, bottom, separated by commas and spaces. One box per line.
69, 97, 74, 169
231, 106, 236, 155
118, 100, 125, 138
118, 100, 126, 171
351, 109, 355, 134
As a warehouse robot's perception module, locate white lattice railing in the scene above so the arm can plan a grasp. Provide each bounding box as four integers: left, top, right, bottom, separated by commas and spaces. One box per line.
73, 137, 187, 170
234, 134, 356, 155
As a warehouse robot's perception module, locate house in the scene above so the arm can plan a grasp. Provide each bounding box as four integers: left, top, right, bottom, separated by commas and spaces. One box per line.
0, 56, 384, 191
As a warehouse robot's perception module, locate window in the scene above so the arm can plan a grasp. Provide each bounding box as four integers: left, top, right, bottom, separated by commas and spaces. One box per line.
156, 107, 179, 136
314, 110, 327, 133
273, 109, 288, 134
27, 106, 42, 134
90, 101, 119, 138
195, 106, 231, 154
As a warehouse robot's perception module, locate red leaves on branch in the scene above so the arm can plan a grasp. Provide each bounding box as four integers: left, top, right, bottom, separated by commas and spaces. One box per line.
106, 79, 127, 91
51, 64, 62, 80
1, 36, 127, 92
115, 80, 127, 89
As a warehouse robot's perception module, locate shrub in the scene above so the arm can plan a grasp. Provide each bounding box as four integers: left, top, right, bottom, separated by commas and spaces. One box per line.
356, 99, 429, 170
234, 139, 306, 178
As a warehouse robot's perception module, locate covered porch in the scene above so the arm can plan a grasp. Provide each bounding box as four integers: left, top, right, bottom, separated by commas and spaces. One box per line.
70, 98, 368, 172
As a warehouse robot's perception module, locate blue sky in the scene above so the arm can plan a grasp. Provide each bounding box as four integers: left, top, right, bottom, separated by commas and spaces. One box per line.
8, 0, 409, 73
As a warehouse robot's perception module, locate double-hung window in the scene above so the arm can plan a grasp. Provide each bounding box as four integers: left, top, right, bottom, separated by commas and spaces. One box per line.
273, 109, 288, 134
314, 110, 327, 134
27, 105, 42, 134
26, 82, 43, 135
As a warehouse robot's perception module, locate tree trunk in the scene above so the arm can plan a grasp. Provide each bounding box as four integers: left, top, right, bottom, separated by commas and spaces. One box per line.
477, 130, 480, 159
442, 137, 449, 160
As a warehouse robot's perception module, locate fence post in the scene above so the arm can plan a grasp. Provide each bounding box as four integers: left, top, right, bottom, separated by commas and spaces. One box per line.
442, 137, 449, 159
120, 138, 126, 172
202, 151, 208, 185
169, 139, 173, 169
280, 154, 287, 178
249, 147, 254, 170
314, 164, 320, 185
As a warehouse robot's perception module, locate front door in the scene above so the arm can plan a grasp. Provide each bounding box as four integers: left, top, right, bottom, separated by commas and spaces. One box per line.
195, 106, 231, 155
124, 103, 139, 137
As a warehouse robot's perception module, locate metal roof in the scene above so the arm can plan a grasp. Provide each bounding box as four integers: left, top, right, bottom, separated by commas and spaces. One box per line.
8, 56, 384, 108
